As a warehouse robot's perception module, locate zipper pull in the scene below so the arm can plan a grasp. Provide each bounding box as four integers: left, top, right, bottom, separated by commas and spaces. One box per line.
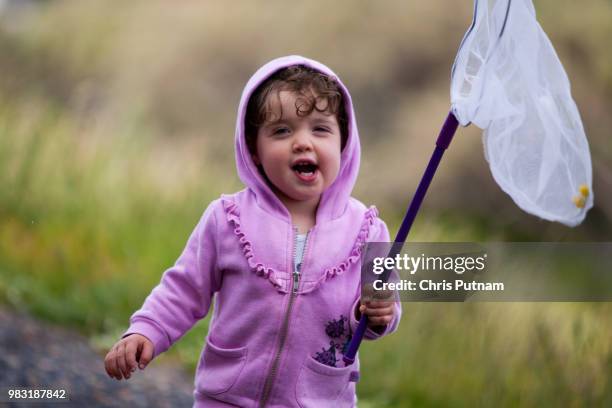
292, 271, 300, 294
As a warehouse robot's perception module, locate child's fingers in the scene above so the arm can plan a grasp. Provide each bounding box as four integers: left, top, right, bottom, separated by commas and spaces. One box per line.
367, 314, 392, 326
104, 350, 117, 379
363, 304, 394, 317
361, 302, 394, 327
106, 345, 122, 380
359, 302, 394, 316
115, 343, 129, 380
125, 341, 138, 377
138, 339, 154, 370
364, 299, 394, 309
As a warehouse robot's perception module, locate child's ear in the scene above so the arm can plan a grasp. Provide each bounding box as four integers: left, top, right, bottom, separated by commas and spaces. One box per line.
252, 154, 260, 166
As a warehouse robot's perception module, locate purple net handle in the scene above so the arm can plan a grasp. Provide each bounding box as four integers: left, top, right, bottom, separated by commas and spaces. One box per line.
343, 111, 459, 366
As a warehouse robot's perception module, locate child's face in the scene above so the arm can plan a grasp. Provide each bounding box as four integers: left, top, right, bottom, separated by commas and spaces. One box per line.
253, 90, 342, 208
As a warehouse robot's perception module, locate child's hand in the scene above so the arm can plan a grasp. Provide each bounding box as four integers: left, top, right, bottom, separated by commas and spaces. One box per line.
356, 285, 396, 332
358, 299, 395, 330
357, 286, 396, 331
104, 334, 154, 380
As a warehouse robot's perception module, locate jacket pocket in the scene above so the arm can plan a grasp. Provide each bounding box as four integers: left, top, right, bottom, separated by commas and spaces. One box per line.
295, 356, 357, 408
195, 336, 248, 396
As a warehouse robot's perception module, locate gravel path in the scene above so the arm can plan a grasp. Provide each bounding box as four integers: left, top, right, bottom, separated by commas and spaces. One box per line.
0, 307, 195, 407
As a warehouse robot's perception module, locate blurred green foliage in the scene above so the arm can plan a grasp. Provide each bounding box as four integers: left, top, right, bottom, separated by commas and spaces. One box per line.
0, 0, 610, 406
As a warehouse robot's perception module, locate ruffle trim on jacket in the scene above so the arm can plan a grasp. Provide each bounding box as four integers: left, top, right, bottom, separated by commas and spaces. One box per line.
221, 199, 285, 291
221, 198, 379, 294
304, 205, 378, 294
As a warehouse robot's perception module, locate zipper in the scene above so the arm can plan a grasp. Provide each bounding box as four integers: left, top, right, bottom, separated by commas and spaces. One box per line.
292, 269, 300, 294
258, 228, 309, 407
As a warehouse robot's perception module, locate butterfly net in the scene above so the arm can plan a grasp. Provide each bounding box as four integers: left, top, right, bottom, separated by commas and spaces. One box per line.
450, 0, 593, 226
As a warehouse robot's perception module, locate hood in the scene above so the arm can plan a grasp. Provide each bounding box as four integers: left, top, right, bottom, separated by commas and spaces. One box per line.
234, 55, 361, 223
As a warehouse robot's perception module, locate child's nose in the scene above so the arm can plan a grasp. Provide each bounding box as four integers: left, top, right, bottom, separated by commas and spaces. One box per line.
292, 131, 314, 152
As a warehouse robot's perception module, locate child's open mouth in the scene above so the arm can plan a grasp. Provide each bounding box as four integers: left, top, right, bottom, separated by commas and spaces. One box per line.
291, 160, 318, 182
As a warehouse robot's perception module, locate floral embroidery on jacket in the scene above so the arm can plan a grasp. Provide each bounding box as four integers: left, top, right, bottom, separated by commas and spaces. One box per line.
313, 314, 352, 367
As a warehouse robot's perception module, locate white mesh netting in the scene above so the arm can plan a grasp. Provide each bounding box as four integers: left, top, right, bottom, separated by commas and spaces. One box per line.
450, 0, 593, 226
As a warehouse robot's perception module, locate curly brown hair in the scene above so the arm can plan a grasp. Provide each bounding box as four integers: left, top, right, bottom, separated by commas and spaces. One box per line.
244, 65, 349, 156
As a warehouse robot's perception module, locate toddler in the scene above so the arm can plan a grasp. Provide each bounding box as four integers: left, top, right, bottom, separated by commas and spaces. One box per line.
104, 55, 401, 407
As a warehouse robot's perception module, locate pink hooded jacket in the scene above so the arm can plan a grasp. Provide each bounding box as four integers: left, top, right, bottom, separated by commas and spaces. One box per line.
123, 55, 401, 407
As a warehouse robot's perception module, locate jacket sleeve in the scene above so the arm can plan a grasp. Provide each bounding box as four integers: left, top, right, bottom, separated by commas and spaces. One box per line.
121, 201, 222, 358
349, 215, 402, 340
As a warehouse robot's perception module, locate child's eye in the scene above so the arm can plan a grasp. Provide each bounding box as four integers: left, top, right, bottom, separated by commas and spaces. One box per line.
272, 127, 290, 135
314, 126, 330, 133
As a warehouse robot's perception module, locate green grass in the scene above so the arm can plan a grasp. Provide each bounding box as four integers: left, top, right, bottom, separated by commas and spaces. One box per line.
358, 302, 612, 407
0, 101, 216, 344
